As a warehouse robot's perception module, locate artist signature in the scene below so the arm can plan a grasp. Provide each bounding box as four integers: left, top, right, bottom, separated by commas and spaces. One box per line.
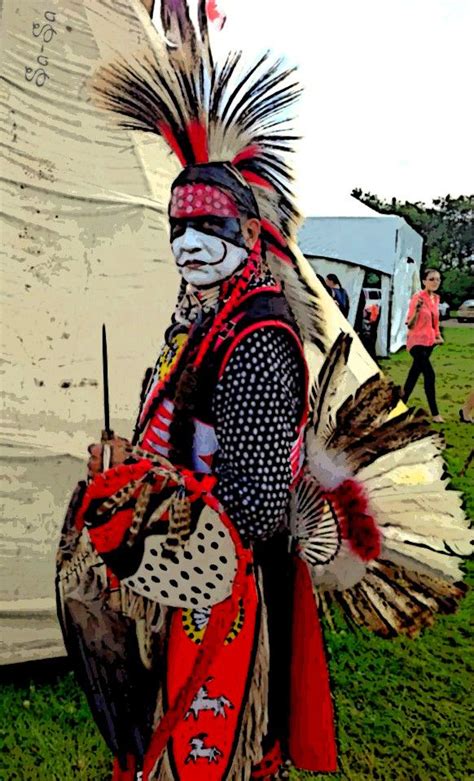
25, 11, 57, 87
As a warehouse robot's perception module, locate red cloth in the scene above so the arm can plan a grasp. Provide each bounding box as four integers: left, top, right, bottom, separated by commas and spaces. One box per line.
170, 184, 239, 218
366, 303, 380, 323
141, 484, 253, 781
88, 508, 135, 554
112, 755, 136, 781
75, 459, 155, 531
289, 557, 337, 773
406, 290, 440, 351
163, 574, 259, 781
251, 741, 283, 778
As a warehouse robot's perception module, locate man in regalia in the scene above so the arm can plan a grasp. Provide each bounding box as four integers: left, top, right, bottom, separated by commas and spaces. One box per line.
82, 159, 336, 780
57, 3, 470, 780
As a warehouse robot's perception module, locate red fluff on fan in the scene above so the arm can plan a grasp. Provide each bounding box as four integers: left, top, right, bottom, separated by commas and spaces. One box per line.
328, 479, 381, 561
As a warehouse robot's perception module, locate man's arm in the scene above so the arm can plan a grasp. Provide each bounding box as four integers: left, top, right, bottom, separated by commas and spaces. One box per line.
212, 327, 304, 542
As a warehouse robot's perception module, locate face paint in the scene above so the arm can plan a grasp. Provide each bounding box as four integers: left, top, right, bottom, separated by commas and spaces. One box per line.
172, 226, 248, 287
169, 182, 256, 286
170, 216, 246, 248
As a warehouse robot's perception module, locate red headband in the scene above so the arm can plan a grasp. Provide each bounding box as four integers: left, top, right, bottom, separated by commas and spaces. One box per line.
170, 184, 240, 219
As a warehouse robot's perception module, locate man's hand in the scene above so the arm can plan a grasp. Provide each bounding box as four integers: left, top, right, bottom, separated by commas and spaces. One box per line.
87, 436, 132, 476
434, 335, 444, 344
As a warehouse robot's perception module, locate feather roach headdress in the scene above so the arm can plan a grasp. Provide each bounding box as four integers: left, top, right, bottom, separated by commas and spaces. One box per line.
92, 0, 325, 351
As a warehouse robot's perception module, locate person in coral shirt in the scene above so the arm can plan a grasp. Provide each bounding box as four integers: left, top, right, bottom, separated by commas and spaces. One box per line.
403, 268, 444, 422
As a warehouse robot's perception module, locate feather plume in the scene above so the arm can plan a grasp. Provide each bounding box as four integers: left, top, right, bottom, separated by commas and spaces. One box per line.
90, 0, 327, 349
96, 477, 145, 518
323, 559, 467, 637
161, 487, 192, 558
92, 46, 301, 237
343, 408, 430, 473
131, 480, 154, 533
56, 488, 160, 765
310, 332, 351, 436
327, 373, 401, 452
357, 435, 446, 484
291, 474, 326, 539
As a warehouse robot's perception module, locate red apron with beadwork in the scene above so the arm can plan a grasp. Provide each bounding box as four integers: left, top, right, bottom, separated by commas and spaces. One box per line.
164, 572, 260, 779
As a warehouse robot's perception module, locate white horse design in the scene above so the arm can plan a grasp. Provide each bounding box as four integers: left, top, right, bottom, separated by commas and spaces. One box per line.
185, 682, 234, 720
185, 734, 223, 764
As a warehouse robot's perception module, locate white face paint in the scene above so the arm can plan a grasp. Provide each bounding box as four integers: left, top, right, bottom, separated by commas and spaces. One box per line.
172, 227, 248, 287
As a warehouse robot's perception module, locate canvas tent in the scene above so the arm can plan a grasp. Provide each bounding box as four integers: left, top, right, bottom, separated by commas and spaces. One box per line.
298, 209, 423, 356
1, 0, 380, 664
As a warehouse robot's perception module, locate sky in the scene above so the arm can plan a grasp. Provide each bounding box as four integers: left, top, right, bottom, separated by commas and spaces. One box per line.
154, 0, 473, 214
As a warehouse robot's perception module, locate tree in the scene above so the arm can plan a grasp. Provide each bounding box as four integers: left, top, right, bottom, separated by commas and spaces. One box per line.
352, 190, 474, 307
442, 267, 474, 309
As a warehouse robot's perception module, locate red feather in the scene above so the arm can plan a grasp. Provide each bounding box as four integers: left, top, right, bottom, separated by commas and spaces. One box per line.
206, 0, 226, 29
267, 242, 293, 267
156, 120, 187, 166
232, 144, 261, 165
187, 118, 209, 163
239, 169, 274, 190
261, 218, 287, 248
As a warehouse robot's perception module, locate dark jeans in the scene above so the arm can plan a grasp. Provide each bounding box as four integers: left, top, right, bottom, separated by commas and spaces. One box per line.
403, 344, 439, 415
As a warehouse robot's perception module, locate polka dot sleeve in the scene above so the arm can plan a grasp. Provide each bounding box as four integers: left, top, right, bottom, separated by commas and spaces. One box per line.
212, 327, 304, 542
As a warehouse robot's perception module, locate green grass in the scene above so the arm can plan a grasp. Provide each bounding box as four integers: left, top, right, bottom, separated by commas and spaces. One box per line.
1, 328, 473, 781
379, 326, 473, 515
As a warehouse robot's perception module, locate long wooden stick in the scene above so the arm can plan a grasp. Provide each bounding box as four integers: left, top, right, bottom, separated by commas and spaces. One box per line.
101, 324, 114, 470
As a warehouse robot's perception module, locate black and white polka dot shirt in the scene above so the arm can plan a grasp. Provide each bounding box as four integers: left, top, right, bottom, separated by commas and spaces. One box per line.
212, 327, 304, 543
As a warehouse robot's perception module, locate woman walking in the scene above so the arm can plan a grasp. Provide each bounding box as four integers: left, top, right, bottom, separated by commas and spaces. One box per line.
403, 268, 444, 422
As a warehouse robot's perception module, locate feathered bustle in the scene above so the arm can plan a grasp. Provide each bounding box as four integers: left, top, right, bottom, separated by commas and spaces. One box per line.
301, 335, 472, 636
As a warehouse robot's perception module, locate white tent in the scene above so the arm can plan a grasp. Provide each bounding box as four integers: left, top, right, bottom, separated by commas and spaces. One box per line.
0, 0, 179, 664
0, 0, 381, 664
298, 206, 423, 356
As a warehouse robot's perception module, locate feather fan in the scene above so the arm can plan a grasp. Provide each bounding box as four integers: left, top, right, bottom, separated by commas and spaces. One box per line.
296, 335, 472, 637
56, 484, 161, 768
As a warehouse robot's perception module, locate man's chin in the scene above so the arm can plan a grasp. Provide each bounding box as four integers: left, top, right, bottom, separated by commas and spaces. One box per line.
181, 268, 220, 287
178, 253, 247, 288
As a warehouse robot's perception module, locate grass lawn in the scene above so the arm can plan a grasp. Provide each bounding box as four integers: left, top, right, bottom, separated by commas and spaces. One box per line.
1, 328, 472, 781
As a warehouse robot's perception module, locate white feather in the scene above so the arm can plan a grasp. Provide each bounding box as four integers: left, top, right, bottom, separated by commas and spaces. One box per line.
381, 525, 473, 556
380, 540, 465, 581
373, 508, 469, 538
309, 541, 367, 591
357, 438, 445, 483
306, 443, 353, 490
